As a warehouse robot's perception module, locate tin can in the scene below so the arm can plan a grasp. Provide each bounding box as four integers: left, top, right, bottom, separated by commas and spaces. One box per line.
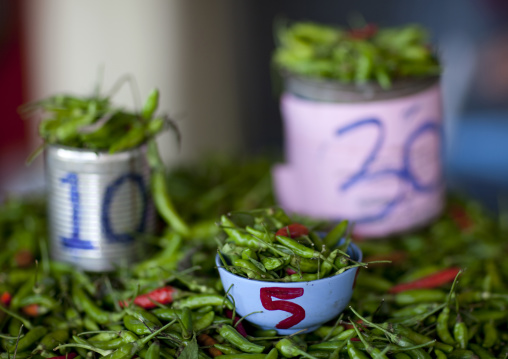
45, 144, 154, 271
272, 74, 444, 238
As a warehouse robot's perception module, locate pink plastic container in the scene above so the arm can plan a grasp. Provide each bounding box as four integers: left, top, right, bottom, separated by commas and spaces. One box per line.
273, 76, 444, 238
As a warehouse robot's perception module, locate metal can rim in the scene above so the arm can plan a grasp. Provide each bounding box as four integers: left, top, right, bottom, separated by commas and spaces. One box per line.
45, 143, 147, 162
282, 72, 440, 103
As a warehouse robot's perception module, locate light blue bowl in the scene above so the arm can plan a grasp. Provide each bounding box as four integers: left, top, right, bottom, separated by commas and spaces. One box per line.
216, 242, 362, 335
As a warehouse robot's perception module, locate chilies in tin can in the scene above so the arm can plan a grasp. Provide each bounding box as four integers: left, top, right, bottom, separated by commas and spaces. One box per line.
272, 75, 444, 238
45, 144, 154, 271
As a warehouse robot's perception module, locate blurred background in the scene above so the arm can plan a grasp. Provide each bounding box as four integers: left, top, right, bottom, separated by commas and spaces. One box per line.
1, 0, 507, 211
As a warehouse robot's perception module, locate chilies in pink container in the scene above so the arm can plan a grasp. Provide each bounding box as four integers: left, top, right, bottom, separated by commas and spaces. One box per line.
273, 75, 444, 238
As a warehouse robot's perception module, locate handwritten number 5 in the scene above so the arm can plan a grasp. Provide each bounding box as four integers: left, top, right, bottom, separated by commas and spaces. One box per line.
260, 287, 305, 329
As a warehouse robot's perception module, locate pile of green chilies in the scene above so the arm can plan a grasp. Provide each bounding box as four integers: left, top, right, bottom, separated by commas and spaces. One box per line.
21, 82, 172, 155
273, 21, 440, 88
218, 210, 361, 282
1, 156, 508, 358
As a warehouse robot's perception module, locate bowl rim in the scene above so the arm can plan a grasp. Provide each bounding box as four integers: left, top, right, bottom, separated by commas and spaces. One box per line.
215, 240, 363, 285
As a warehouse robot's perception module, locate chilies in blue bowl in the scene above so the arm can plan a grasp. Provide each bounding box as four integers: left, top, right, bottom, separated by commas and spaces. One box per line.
216, 241, 362, 335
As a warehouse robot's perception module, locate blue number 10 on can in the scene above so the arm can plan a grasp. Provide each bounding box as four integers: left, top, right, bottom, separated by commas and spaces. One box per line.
45, 145, 154, 271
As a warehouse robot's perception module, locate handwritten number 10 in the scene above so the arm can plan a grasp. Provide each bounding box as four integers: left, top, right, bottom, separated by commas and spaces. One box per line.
60, 172, 147, 249
60, 173, 94, 249
336, 118, 441, 223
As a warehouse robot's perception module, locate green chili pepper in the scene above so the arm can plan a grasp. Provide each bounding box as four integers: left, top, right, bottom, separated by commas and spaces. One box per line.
72, 285, 123, 325
152, 308, 184, 321
90, 337, 125, 350
394, 289, 447, 305
219, 325, 264, 353
234, 258, 273, 280
275, 235, 322, 259
141, 89, 159, 121
0, 353, 32, 359
482, 321, 498, 348
275, 338, 317, 358
179, 307, 193, 340
148, 140, 190, 236
282, 272, 319, 282
174, 294, 233, 310
10, 279, 35, 309
434, 350, 448, 359
32, 329, 68, 353
350, 321, 388, 359
389, 323, 453, 353
241, 248, 258, 261
8, 326, 47, 353
331, 328, 357, 341
347, 339, 369, 359
290, 256, 320, 273
109, 123, 146, 154
314, 325, 345, 339
394, 354, 412, 359
453, 314, 468, 349
252, 329, 278, 337
323, 220, 349, 248
192, 310, 215, 332
437, 307, 455, 345
469, 343, 495, 359
101, 342, 139, 359
355, 272, 393, 292
125, 308, 162, 333
221, 216, 266, 249
470, 310, 506, 321
214, 354, 268, 359
448, 349, 478, 359
87, 331, 119, 342
83, 315, 101, 331
320, 248, 340, 278
60, 320, 176, 359
245, 226, 275, 244
308, 340, 349, 351
214, 343, 242, 355
265, 348, 279, 359
145, 340, 160, 359
18, 294, 57, 309
260, 255, 290, 271
123, 315, 156, 336
391, 303, 441, 318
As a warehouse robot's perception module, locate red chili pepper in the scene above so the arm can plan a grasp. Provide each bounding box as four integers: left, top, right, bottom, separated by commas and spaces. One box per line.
449, 204, 474, 231
225, 309, 248, 337
351, 233, 364, 241
1, 292, 11, 306
119, 286, 178, 309
343, 319, 363, 330
197, 333, 223, 357
22, 304, 40, 317
15, 249, 34, 268
48, 353, 77, 359
285, 268, 297, 275
347, 23, 378, 40
389, 267, 461, 294
276, 223, 309, 238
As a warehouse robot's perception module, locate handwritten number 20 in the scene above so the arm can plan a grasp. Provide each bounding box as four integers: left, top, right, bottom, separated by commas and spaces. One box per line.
336, 118, 441, 223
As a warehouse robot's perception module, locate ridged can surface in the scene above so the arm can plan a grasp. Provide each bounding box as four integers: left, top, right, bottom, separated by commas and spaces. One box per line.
273, 75, 444, 238
46, 145, 154, 271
